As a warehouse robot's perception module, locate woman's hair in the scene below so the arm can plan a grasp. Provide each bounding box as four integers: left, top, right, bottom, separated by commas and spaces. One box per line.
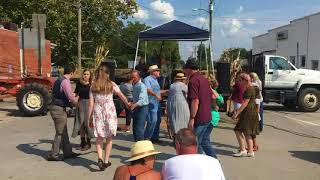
249, 72, 260, 81
80, 69, 92, 85
91, 65, 113, 94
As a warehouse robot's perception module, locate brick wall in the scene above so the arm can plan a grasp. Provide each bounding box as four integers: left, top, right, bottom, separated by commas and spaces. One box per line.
0, 29, 51, 79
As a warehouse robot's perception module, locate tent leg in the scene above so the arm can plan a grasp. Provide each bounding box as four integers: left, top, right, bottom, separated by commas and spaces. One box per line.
134, 39, 140, 70
145, 41, 147, 64
205, 42, 209, 73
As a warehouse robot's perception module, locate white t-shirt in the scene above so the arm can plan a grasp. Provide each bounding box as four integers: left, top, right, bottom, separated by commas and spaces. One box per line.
162, 154, 226, 180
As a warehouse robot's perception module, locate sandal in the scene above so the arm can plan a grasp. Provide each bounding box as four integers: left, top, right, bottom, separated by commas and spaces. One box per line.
98, 159, 105, 171
104, 161, 112, 168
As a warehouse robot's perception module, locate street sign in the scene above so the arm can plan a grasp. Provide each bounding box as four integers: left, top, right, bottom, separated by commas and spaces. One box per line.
32, 14, 46, 29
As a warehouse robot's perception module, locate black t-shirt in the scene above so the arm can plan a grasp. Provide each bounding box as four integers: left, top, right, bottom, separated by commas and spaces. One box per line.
74, 81, 90, 99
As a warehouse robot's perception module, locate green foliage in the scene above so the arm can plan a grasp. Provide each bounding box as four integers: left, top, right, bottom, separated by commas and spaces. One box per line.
108, 21, 181, 69
197, 43, 211, 71
0, 0, 137, 67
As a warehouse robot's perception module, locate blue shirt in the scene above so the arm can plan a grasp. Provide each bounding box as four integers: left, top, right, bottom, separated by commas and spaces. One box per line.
143, 75, 161, 105
133, 80, 149, 106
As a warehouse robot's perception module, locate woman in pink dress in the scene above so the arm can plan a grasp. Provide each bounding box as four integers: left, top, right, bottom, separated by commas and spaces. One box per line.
88, 65, 129, 171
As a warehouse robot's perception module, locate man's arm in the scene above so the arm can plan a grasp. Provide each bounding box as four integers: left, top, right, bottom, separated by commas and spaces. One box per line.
61, 79, 77, 105
189, 98, 199, 129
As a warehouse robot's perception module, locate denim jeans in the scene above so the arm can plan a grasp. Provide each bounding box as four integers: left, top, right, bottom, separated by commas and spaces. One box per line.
259, 102, 264, 132
132, 105, 148, 141
151, 105, 162, 140
125, 107, 133, 126
144, 103, 159, 140
194, 122, 218, 159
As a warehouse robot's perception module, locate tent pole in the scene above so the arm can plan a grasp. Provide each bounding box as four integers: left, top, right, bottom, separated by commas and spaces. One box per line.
199, 41, 202, 70
205, 42, 209, 73
145, 41, 147, 64
209, 37, 215, 77
134, 39, 140, 70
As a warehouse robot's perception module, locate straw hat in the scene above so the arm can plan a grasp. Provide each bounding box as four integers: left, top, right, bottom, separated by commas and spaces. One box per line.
148, 65, 160, 72
125, 140, 161, 162
175, 73, 186, 80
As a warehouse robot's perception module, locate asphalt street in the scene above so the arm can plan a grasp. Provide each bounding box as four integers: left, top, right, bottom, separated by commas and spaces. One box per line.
0, 99, 319, 180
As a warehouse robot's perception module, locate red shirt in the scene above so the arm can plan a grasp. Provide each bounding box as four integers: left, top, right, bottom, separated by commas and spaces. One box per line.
187, 72, 212, 125
231, 81, 245, 104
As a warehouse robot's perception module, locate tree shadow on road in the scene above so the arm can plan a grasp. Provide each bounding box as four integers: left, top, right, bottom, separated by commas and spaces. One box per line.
289, 150, 320, 165
16, 139, 99, 172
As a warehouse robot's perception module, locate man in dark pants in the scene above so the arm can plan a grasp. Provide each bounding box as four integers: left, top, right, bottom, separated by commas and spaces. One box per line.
184, 58, 218, 159
130, 70, 149, 141
47, 66, 80, 161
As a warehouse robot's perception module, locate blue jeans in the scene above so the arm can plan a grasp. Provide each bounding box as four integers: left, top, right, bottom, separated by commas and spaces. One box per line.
144, 103, 160, 140
259, 102, 264, 132
151, 105, 162, 140
194, 123, 218, 159
132, 105, 148, 141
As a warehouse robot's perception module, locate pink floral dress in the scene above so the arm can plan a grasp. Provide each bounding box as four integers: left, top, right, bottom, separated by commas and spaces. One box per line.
91, 82, 120, 138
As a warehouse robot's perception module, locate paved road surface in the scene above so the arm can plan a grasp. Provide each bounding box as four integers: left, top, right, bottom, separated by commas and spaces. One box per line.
0, 100, 319, 180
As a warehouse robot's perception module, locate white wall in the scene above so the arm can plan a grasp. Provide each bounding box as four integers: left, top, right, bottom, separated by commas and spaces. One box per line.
252, 13, 320, 70
308, 13, 320, 70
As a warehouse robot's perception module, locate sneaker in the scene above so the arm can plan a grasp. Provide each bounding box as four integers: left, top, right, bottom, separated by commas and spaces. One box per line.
233, 150, 248, 157
247, 152, 255, 157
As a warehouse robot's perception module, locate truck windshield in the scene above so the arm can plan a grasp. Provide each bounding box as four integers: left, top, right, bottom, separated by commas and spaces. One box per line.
269, 57, 294, 70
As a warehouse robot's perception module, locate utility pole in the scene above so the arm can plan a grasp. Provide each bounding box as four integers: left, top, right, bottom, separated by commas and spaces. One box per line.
77, 0, 82, 71
209, 0, 214, 73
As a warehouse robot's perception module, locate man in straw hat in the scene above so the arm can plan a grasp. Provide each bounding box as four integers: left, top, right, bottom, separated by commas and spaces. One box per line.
143, 65, 165, 143
113, 140, 161, 180
183, 58, 218, 159
162, 128, 225, 180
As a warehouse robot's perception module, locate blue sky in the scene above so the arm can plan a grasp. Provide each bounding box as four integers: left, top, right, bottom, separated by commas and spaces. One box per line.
128, 0, 320, 60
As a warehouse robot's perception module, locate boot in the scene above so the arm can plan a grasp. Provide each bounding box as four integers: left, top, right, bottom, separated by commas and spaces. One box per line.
86, 138, 91, 150
80, 137, 86, 151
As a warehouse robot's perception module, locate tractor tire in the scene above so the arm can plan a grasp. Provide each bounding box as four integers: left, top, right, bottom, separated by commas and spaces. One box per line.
16, 83, 51, 116
298, 88, 320, 112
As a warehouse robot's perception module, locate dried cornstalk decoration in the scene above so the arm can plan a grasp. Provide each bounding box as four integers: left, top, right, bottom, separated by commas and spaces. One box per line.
94, 45, 109, 70
230, 51, 242, 87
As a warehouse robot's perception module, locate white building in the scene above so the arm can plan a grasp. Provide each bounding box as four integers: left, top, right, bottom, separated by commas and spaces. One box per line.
253, 12, 320, 70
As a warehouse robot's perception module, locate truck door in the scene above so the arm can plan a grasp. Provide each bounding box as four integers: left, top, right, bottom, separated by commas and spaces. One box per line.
266, 56, 297, 89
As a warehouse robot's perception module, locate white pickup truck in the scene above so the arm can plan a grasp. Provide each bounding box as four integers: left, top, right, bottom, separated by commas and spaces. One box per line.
251, 55, 320, 112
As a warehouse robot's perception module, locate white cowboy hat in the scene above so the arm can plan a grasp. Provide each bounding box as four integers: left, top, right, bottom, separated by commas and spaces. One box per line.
175, 73, 187, 80
148, 65, 160, 72
125, 140, 161, 162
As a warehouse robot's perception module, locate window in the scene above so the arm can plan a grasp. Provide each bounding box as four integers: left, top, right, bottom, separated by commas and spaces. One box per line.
277, 30, 288, 40
269, 57, 293, 70
300, 55, 306, 67
311, 60, 319, 70
290, 56, 296, 66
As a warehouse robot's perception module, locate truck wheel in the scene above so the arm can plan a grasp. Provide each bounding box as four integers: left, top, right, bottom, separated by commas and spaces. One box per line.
16, 83, 51, 116
298, 88, 320, 112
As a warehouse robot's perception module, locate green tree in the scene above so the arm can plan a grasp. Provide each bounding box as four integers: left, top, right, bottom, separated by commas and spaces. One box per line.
197, 43, 211, 71
108, 21, 181, 69
0, 0, 137, 67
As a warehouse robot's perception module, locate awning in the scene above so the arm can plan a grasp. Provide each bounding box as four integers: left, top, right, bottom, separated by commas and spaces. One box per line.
138, 20, 209, 41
